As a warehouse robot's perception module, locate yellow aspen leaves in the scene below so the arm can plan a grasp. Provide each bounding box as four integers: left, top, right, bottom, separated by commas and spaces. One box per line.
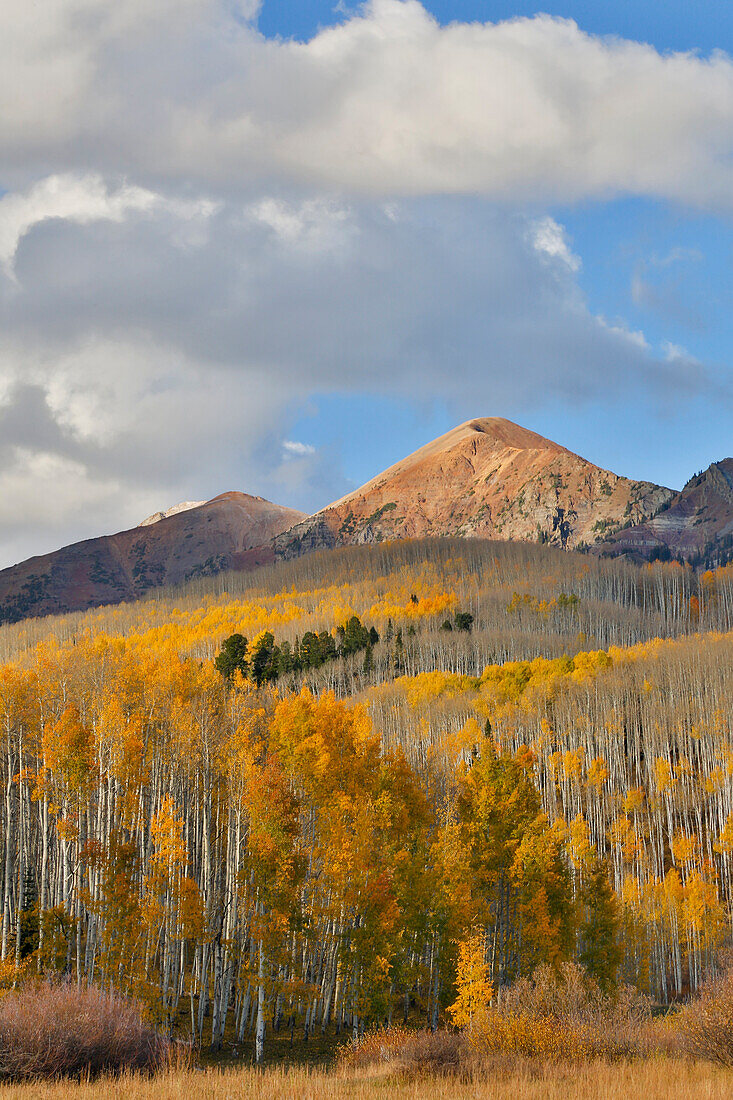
448, 930, 493, 1029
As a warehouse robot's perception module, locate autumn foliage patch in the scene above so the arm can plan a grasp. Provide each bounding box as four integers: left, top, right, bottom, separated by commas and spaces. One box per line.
339, 964, 652, 1078
0, 981, 171, 1081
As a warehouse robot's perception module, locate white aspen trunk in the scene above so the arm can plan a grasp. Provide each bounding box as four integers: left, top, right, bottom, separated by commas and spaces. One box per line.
198, 942, 210, 1039
255, 935, 266, 1064
431, 952, 441, 1031
37, 787, 49, 971
238, 984, 251, 1043
1, 731, 14, 961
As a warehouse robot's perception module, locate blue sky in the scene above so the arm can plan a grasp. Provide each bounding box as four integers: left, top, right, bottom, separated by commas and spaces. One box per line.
260, 0, 733, 54
272, 2, 733, 493
0, 0, 732, 563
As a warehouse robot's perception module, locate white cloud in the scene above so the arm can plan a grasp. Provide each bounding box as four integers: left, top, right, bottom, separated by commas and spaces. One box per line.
530, 217, 581, 272
597, 317, 649, 351
0, 174, 217, 272
0, 0, 730, 566
246, 198, 354, 251
2, 2, 733, 207
0, 448, 123, 527
283, 440, 317, 457
663, 341, 700, 365
236, 0, 262, 22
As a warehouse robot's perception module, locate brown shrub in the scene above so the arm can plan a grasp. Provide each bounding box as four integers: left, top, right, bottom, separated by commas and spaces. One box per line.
337, 1026, 461, 1076
0, 981, 172, 1081
675, 969, 733, 1066
468, 963, 651, 1063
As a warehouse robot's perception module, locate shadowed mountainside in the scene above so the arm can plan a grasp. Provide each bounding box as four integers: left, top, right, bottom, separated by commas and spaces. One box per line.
0, 492, 305, 623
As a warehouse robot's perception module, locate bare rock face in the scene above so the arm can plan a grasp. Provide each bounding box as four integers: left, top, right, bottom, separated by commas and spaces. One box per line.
597, 459, 733, 565
275, 418, 673, 558
0, 493, 306, 624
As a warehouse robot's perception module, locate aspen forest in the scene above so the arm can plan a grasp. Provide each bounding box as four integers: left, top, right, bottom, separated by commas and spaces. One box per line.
2, 538, 733, 1069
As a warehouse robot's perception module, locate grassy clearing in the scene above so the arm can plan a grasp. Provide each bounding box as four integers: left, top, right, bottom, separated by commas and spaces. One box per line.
2, 1061, 733, 1100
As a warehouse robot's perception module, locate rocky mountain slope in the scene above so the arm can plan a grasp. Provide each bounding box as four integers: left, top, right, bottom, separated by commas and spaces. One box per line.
597, 459, 733, 566
0, 493, 305, 623
274, 418, 673, 559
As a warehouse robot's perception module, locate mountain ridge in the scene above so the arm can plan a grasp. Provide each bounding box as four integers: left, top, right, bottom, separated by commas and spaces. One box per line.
0, 492, 305, 623
597, 457, 733, 566
1, 416, 731, 625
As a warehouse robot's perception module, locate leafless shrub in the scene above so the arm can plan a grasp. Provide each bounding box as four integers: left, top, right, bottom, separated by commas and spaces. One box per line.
675, 968, 733, 1066
0, 981, 172, 1081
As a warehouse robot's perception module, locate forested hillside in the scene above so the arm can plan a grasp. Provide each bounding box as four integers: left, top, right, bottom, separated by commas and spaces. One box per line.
1, 539, 732, 1058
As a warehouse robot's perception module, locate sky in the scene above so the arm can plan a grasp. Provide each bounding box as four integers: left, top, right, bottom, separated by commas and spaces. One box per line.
0, 0, 732, 567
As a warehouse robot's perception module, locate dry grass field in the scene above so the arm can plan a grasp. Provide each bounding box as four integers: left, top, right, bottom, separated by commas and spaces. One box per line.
2, 1061, 733, 1100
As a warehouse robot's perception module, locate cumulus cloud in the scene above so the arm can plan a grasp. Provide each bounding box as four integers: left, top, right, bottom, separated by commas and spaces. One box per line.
530, 218, 581, 273
0, 176, 156, 272
2, 1, 733, 206
0, 175, 218, 274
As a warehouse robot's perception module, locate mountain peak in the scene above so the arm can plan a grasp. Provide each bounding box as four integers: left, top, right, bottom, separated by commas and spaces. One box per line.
276, 417, 672, 558
139, 500, 206, 527
460, 417, 568, 452
682, 458, 733, 495
328, 417, 568, 510
0, 493, 307, 624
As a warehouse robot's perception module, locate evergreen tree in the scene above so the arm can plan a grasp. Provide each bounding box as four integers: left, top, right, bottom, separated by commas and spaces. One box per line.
338, 616, 371, 657
317, 631, 337, 663
249, 631, 279, 686
214, 633, 249, 680
277, 640, 294, 675
300, 631, 322, 668
394, 628, 405, 673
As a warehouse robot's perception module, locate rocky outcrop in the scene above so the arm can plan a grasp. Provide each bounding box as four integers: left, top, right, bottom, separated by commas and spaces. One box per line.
273, 515, 339, 560
597, 459, 733, 565
138, 501, 206, 526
